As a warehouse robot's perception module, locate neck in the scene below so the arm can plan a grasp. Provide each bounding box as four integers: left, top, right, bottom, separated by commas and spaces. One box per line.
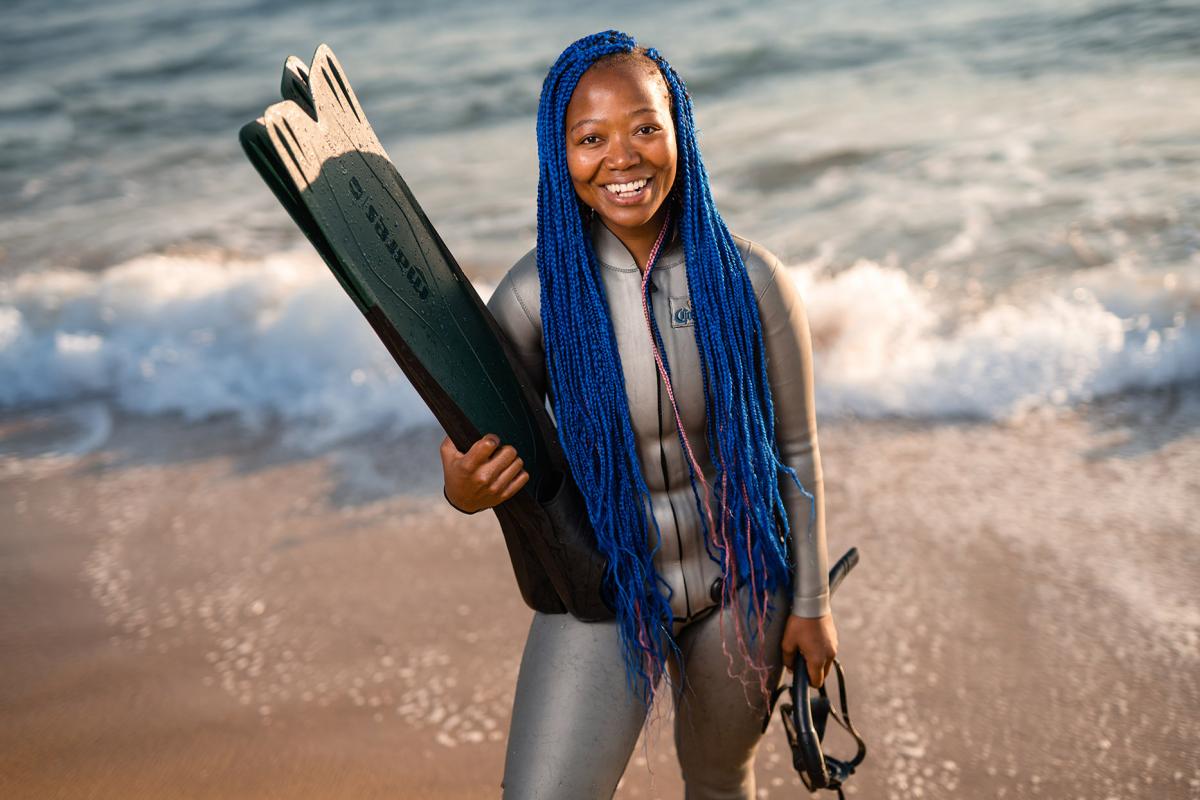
600, 205, 670, 272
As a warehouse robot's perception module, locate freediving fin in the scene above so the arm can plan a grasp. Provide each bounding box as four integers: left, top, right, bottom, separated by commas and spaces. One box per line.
239, 119, 371, 314
281, 55, 316, 120
240, 45, 613, 621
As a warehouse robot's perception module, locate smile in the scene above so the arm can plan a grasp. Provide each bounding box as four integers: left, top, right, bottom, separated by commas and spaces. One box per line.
601, 176, 652, 203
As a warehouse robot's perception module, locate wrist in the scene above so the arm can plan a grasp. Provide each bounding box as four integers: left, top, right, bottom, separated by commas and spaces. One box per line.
443, 486, 482, 515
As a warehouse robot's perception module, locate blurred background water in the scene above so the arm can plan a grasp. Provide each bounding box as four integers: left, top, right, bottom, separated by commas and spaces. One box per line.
1, 0, 1197, 440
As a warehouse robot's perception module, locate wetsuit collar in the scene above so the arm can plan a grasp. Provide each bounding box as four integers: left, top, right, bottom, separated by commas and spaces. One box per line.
591, 217, 685, 272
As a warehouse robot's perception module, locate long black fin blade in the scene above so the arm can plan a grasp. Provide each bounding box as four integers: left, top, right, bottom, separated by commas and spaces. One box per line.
313, 43, 363, 123
238, 119, 373, 313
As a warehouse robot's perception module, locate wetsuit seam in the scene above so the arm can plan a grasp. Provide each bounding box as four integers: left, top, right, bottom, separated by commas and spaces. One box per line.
507, 276, 538, 331
674, 603, 718, 627
598, 258, 684, 273
746, 240, 779, 305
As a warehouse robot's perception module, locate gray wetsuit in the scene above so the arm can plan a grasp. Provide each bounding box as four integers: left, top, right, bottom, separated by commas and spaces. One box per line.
486, 221, 830, 799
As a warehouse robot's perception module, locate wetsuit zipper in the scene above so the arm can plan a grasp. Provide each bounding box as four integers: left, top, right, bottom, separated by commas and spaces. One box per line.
651, 282, 692, 620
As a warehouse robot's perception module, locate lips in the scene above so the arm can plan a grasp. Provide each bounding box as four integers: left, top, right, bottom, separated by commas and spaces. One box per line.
601, 176, 653, 204
604, 177, 648, 194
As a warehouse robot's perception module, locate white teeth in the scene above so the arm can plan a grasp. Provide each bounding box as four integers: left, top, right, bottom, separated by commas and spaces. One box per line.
604, 178, 648, 194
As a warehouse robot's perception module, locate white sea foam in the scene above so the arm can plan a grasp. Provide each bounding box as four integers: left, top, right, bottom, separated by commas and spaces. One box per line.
0, 249, 1195, 441
795, 256, 1199, 420
0, 250, 439, 448
792, 255, 1195, 419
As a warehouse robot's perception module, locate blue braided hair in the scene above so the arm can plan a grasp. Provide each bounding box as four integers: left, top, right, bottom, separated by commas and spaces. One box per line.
536, 30, 808, 703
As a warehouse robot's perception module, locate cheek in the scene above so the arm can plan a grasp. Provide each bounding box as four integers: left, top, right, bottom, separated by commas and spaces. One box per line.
656, 140, 678, 188
565, 146, 596, 191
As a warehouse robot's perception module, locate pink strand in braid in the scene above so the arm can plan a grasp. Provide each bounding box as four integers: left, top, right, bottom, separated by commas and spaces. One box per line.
639, 213, 766, 700
638, 211, 718, 535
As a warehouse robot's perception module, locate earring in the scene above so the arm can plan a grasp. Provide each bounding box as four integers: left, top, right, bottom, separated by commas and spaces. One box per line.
578, 201, 596, 225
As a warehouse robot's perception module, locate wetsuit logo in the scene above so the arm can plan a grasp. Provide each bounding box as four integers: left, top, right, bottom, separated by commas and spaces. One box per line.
348, 176, 430, 300
669, 296, 695, 328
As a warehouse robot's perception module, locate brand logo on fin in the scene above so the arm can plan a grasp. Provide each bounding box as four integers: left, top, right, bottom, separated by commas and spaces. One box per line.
349, 176, 430, 300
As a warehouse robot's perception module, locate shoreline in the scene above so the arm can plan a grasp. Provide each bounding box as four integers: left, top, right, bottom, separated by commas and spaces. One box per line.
1, 388, 1197, 798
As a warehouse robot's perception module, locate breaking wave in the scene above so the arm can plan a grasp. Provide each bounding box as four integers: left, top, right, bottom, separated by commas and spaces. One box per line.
1, 249, 1194, 442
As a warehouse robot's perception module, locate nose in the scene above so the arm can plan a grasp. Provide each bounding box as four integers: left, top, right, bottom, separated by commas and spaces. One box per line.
604, 134, 639, 171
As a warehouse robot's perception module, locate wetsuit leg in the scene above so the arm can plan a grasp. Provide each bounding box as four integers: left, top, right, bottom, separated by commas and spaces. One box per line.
502, 612, 652, 799
670, 590, 790, 800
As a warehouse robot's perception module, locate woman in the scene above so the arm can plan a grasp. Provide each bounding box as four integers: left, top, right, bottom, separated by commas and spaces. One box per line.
440, 31, 837, 799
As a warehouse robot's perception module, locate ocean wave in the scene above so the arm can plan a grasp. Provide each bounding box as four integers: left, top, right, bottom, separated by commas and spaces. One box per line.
0, 251, 435, 448
0, 250, 1195, 442
799, 256, 1198, 420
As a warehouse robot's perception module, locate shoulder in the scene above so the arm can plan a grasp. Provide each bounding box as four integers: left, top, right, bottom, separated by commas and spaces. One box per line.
488, 246, 542, 331
730, 233, 785, 303
506, 245, 540, 287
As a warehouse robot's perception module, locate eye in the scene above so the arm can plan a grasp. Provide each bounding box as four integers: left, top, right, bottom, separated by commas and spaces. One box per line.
578, 134, 602, 146
635, 124, 659, 136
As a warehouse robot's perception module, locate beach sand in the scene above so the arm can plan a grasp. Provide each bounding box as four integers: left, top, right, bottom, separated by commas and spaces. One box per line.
1, 387, 1197, 799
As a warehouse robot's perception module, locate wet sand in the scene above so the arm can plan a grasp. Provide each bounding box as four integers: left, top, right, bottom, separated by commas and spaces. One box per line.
1, 386, 1197, 799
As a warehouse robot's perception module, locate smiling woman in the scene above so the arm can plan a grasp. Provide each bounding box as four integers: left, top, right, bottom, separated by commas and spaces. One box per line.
438, 30, 836, 799
564, 55, 678, 266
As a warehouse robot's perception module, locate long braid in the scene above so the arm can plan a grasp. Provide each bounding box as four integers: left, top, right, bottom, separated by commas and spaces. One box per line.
536, 31, 815, 705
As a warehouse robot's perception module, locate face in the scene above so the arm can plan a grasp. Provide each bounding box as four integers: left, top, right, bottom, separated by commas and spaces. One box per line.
564, 60, 678, 241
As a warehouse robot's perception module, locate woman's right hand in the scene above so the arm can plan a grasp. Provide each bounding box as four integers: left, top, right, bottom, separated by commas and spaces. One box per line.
440, 434, 530, 513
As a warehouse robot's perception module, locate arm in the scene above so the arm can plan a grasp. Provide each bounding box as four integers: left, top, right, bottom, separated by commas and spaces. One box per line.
745, 240, 838, 686
750, 242, 830, 617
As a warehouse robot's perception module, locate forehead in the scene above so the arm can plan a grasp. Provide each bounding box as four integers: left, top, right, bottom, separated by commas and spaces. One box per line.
566, 59, 671, 121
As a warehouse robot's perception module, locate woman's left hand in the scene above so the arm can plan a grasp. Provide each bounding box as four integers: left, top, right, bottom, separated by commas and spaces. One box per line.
781, 613, 838, 688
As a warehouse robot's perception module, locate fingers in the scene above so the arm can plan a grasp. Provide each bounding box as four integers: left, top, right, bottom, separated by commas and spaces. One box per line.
495, 469, 530, 503
441, 433, 529, 511
460, 434, 501, 470
786, 651, 829, 688
780, 614, 838, 690
807, 656, 825, 689
478, 445, 520, 486
803, 650, 836, 688
489, 453, 526, 492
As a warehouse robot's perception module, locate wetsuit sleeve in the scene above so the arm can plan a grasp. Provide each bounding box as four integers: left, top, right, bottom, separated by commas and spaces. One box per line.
749, 243, 831, 618
487, 250, 547, 400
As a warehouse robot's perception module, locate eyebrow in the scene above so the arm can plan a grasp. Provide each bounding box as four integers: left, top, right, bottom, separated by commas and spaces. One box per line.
568, 107, 660, 133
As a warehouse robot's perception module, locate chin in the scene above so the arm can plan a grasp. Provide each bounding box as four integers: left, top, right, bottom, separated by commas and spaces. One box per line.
602, 208, 654, 228
596, 198, 666, 231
